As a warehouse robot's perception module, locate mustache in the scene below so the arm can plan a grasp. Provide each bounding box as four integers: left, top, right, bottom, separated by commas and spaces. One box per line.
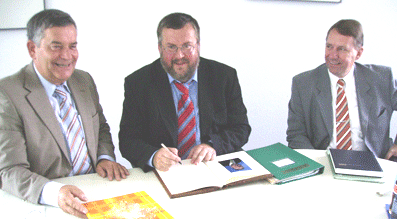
172, 58, 189, 65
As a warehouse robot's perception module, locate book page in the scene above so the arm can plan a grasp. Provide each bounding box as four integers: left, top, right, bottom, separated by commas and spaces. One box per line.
206, 151, 271, 185
156, 159, 224, 195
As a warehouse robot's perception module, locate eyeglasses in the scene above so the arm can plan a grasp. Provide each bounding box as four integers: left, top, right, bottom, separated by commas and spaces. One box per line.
162, 44, 196, 54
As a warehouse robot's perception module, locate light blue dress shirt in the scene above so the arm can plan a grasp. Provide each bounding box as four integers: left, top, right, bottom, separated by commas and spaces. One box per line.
34, 64, 114, 207
148, 70, 201, 166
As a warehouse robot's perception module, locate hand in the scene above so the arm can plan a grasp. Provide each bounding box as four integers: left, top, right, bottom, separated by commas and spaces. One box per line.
153, 147, 181, 171
96, 160, 130, 181
187, 143, 216, 165
385, 144, 397, 160
58, 185, 88, 219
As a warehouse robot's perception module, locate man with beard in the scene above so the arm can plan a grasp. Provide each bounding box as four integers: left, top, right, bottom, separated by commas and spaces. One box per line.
287, 19, 397, 160
119, 13, 251, 172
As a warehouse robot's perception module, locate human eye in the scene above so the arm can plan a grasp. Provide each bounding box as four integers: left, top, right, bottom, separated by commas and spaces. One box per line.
70, 43, 78, 50
325, 44, 333, 49
167, 45, 177, 52
50, 44, 62, 50
337, 47, 348, 52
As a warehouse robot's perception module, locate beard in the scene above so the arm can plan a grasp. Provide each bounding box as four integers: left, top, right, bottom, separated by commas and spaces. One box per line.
160, 53, 200, 83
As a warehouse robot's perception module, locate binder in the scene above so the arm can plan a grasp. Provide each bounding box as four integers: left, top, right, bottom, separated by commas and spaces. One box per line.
246, 142, 324, 184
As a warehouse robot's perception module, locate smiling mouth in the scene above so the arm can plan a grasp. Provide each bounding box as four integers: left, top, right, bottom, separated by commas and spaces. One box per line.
55, 63, 71, 67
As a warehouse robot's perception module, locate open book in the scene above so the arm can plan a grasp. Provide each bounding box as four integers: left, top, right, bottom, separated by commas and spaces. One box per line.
154, 151, 273, 198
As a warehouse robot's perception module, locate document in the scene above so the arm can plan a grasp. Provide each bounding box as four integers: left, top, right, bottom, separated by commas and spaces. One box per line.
154, 151, 272, 198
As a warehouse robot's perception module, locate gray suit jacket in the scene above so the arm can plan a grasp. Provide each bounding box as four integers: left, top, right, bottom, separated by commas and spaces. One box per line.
287, 63, 397, 158
0, 63, 115, 204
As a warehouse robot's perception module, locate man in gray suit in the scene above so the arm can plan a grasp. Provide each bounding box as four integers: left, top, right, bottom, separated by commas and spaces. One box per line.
0, 9, 129, 218
287, 19, 397, 160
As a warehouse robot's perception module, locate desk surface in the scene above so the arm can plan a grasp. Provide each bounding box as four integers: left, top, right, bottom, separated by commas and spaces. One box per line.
2, 149, 397, 219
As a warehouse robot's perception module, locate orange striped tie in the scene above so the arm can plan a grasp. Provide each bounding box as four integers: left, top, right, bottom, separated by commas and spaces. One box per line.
53, 86, 93, 175
336, 79, 352, 150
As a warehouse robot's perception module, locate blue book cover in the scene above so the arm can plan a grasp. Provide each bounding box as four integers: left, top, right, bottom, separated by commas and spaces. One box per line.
328, 149, 383, 178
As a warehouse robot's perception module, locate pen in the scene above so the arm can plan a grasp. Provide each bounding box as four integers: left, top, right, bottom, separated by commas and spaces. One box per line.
161, 143, 182, 165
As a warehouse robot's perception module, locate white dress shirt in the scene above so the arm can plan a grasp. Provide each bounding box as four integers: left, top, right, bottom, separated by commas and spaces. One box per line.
328, 65, 366, 151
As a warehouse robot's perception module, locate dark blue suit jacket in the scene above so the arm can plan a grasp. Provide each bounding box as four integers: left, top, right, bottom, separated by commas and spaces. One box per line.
119, 57, 251, 172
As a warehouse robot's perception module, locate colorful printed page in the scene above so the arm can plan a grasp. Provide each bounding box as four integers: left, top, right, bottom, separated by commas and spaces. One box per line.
83, 191, 173, 219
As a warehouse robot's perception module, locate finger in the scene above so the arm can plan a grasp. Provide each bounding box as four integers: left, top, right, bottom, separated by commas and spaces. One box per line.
154, 150, 177, 171
191, 149, 206, 165
96, 165, 106, 178
116, 165, 128, 179
106, 165, 115, 181
210, 151, 216, 161
59, 186, 88, 218
113, 165, 122, 181
386, 151, 392, 160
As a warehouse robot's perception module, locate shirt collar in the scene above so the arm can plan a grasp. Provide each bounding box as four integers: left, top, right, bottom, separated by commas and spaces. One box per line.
328, 64, 355, 87
167, 69, 198, 84
33, 63, 70, 97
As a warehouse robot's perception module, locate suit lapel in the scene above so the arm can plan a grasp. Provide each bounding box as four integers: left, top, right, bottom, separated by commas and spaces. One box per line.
354, 65, 374, 137
23, 64, 71, 161
152, 61, 178, 146
197, 61, 212, 137
315, 65, 334, 138
67, 74, 97, 164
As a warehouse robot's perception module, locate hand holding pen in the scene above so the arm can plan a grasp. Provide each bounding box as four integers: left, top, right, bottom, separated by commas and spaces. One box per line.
161, 144, 183, 165
153, 143, 182, 172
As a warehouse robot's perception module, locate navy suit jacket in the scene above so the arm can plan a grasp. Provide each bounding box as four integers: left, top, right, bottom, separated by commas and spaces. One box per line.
287, 63, 397, 158
119, 57, 251, 172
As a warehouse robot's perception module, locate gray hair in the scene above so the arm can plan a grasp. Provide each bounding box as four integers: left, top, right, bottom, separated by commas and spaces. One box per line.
27, 9, 76, 46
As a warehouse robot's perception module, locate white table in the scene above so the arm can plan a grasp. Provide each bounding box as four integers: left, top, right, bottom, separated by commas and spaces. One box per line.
2, 149, 397, 219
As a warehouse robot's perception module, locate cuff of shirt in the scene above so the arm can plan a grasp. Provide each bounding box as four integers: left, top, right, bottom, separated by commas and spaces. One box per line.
147, 150, 159, 168
98, 155, 115, 162
39, 181, 65, 207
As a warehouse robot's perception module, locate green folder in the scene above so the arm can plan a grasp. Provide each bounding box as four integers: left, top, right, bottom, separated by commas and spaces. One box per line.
246, 143, 324, 184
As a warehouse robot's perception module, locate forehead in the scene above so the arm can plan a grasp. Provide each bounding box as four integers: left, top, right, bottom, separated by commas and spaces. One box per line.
326, 29, 355, 47
161, 24, 197, 45
42, 25, 77, 43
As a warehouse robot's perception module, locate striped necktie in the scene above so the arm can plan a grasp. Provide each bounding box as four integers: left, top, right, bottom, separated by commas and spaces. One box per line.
53, 85, 93, 175
174, 82, 197, 158
335, 79, 352, 150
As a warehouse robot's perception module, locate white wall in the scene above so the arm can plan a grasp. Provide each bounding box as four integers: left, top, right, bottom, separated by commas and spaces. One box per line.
1, 0, 397, 169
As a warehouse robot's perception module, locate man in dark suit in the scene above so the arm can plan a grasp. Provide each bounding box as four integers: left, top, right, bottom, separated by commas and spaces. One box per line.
287, 19, 397, 160
119, 12, 251, 172
0, 10, 129, 218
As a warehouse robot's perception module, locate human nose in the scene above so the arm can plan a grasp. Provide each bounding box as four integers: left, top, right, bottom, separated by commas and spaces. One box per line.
173, 47, 185, 58
326, 48, 338, 59
60, 48, 75, 59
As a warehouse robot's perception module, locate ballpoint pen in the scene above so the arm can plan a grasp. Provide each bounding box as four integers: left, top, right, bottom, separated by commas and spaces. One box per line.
161, 143, 182, 165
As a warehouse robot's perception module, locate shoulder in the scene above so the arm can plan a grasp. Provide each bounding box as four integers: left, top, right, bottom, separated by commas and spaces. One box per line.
355, 63, 392, 76
355, 63, 393, 83
199, 57, 236, 74
125, 59, 162, 83
292, 63, 328, 88
0, 64, 32, 91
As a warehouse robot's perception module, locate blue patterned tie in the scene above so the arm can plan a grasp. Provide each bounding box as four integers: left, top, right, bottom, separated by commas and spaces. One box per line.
53, 85, 93, 175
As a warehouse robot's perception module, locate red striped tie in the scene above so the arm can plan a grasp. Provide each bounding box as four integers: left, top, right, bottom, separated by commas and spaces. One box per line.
174, 82, 196, 157
336, 79, 352, 150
